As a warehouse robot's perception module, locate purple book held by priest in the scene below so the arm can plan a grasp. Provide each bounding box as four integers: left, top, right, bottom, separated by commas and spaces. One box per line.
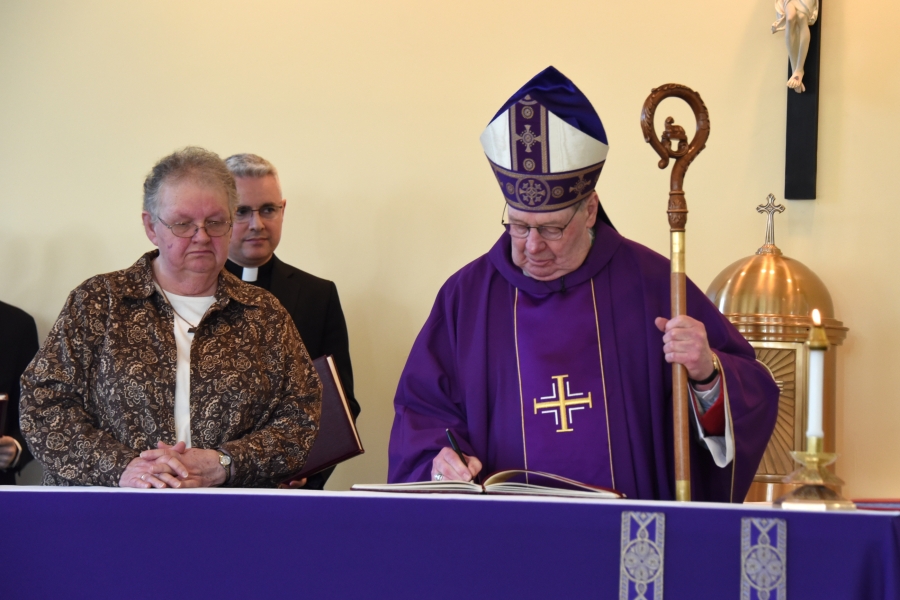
387, 66, 779, 502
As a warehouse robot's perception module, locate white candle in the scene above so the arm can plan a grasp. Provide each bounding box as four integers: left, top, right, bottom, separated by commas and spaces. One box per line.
806, 309, 826, 439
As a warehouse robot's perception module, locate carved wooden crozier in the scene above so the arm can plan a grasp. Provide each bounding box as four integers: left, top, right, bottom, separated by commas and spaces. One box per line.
641, 84, 710, 502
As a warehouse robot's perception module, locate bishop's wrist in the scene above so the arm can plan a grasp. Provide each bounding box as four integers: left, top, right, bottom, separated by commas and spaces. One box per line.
689, 366, 719, 387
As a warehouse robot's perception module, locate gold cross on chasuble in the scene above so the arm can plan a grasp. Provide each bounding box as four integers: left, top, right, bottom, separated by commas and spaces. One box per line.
534, 374, 593, 433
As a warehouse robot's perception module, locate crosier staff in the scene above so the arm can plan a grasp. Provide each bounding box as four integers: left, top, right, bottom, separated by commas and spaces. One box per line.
640, 84, 710, 502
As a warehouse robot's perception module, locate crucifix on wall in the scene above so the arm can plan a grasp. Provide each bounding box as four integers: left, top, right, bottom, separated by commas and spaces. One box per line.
772, 0, 821, 200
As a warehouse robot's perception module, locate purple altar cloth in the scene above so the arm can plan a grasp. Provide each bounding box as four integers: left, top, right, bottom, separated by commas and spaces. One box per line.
1, 488, 897, 599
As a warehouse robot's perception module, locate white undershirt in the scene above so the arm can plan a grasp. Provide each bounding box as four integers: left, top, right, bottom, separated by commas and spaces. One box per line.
160, 289, 216, 448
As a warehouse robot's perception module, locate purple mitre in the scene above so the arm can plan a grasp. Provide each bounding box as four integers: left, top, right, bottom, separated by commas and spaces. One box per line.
480, 66, 610, 216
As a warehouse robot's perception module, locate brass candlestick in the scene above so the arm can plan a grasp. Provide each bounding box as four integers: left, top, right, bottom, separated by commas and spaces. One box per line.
774, 317, 855, 510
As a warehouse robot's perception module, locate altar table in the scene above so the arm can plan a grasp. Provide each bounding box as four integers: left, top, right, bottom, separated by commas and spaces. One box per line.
0, 487, 897, 599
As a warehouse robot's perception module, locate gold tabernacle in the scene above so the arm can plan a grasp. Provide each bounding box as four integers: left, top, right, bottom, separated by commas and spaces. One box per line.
706, 195, 849, 503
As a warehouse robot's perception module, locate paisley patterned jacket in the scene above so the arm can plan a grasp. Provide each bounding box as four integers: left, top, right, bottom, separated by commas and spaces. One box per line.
20, 251, 321, 487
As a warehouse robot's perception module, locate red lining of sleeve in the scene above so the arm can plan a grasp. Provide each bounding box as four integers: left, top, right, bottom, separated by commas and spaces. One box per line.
697, 386, 725, 436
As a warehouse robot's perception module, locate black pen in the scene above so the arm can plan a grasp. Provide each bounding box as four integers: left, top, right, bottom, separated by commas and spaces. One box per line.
446, 429, 480, 484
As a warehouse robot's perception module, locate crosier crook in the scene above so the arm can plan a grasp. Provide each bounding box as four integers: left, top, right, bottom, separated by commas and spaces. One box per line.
640, 84, 711, 502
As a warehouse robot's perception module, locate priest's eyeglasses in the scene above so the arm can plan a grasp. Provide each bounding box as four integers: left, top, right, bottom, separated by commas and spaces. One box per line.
234, 205, 285, 223
501, 202, 581, 241
157, 217, 233, 238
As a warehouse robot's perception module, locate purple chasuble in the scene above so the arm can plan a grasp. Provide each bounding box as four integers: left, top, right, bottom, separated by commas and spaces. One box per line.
515, 284, 613, 488
388, 221, 779, 502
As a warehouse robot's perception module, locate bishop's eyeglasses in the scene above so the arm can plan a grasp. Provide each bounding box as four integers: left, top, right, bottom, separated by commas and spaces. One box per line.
501, 202, 582, 241
157, 217, 233, 238
234, 204, 285, 223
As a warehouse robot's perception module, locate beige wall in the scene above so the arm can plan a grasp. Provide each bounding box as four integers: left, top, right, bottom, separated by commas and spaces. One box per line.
1, 1, 897, 497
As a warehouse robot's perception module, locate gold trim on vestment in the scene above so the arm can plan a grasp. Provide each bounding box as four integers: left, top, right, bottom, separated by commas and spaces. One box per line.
714, 353, 737, 502
514, 280, 614, 487
513, 289, 529, 483
591, 279, 616, 489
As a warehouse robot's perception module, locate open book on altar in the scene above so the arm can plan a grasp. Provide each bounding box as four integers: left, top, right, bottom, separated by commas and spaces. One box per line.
352, 470, 624, 499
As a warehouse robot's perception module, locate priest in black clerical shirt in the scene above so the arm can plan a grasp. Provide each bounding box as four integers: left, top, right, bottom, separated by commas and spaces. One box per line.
224, 153, 359, 490
0, 300, 39, 485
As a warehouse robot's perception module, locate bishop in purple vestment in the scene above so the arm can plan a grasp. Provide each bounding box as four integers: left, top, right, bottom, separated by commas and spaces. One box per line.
388, 67, 779, 502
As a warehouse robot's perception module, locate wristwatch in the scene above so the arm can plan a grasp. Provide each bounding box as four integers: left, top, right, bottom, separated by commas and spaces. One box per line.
216, 450, 232, 486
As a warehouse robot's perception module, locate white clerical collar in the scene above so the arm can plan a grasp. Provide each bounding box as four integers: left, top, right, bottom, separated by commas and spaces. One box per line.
242, 267, 259, 282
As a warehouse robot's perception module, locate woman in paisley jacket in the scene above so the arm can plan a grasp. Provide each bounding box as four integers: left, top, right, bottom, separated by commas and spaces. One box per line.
20, 147, 322, 488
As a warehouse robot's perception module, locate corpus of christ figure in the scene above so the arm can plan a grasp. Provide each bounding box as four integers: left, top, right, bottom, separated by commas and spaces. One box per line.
772, 0, 819, 93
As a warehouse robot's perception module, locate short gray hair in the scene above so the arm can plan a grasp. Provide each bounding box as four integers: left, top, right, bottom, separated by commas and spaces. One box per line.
224, 153, 279, 179
143, 147, 238, 218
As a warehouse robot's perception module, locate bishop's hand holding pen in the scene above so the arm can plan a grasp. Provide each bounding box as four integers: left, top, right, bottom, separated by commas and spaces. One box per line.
430, 429, 482, 482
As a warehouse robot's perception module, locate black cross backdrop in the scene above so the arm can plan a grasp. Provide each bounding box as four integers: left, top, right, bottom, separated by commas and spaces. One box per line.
784, 0, 822, 200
